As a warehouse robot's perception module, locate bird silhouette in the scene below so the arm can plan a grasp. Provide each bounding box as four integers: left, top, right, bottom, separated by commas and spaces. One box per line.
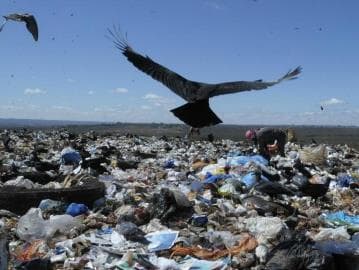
108, 27, 302, 129
0, 13, 38, 41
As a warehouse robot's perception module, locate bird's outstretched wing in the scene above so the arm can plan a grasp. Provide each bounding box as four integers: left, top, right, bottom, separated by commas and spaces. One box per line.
0, 20, 6, 32
107, 27, 204, 102
207, 66, 302, 98
23, 15, 38, 41
2, 13, 38, 41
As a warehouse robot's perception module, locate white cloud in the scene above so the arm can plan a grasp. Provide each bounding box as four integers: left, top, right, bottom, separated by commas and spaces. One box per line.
143, 93, 175, 109
24, 88, 47, 95
88, 90, 95, 95
321, 98, 345, 106
301, 111, 315, 116
67, 78, 75, 83
112, 88, 128, 94
143, 93, 161, 100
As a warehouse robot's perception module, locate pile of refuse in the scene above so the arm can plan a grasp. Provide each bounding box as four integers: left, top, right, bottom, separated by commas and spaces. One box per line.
0, 128, 358, 269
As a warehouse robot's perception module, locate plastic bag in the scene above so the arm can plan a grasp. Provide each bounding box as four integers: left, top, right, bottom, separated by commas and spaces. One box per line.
299, 144, 327, 165
226, 155, 268, 167
312, 227, 351, 242
218, 182, 237, 197
322, 211, 359, 230
256, 244, 269, 263
240, 172, 258, 189
17, 208, 81, 242
204, 174, 230, 184
16, 208, 48, 241
177, 256, 228, 270
314, 234, 359, 255
65, 203, 89, 217
145, 230, 179, 252
207, 231, 238, 249
266, 237, 333, 270
244, 217, 286, 245
60, 147, 82, 166
38, 199, 68, 214
240, 172, 269, 189
336, 173, 358, 188
4, 176, 39, 189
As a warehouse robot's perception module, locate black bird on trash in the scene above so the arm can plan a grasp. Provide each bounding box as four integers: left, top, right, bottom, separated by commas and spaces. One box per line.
0, 13, 38, 41
108, 27, 302, 132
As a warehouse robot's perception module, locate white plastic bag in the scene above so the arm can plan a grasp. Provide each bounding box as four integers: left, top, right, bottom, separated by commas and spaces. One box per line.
17, 208, 81, 242
299, 145, 327, 165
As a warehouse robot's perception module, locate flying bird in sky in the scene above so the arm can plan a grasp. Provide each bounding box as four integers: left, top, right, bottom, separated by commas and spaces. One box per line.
108, 27, 301, 129
0, 13, 38, 41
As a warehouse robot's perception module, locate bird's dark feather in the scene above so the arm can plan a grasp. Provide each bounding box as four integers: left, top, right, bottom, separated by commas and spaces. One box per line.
208, 66, 302, 97
170, 99, 222, 128
107, 27, 203, 102
24, 15, 38, 41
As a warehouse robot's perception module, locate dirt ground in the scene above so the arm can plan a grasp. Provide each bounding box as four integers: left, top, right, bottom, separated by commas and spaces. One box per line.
20, 123, 358, 150
2, 122, 358, 150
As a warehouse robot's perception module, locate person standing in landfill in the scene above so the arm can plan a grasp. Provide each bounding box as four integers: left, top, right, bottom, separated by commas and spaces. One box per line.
245, 127, 287, 159
1, 130, 11, 152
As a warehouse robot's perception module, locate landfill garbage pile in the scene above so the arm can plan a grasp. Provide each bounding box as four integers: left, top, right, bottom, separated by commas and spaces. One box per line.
0, 129, 358, 269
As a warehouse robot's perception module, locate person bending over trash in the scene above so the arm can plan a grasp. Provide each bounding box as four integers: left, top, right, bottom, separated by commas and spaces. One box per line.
245, 127, 287, 159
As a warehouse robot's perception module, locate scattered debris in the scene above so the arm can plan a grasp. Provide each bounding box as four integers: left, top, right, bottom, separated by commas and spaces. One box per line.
0, 128, 358, 269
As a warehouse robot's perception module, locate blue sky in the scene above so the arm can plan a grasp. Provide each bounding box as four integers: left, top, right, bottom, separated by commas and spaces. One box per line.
1, 0, 358, 125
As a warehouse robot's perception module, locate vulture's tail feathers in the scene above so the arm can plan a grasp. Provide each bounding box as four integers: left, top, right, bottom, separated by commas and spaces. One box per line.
171, 99, 222, 128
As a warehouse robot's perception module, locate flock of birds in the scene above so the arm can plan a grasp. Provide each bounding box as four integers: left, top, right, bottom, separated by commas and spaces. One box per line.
2, 12, 306, 131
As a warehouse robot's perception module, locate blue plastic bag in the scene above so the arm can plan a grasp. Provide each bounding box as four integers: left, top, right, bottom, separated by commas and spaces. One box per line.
164, 160, 175, 169
38, 199, 67, 213
204, 174, 231, 184
190, 180, 204, 192
227, 150, 242, 157
61, 147, 82, 166
65, 203, 89, 217
227, 155, 268, 167
336, 173, 358, 188
250, 155, 269, 166
322, 211, 359, 229
314, 234, 359, 255
240, 172, 269, 189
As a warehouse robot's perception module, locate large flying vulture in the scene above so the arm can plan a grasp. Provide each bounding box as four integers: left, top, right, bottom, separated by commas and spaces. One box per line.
108, 28, 301, 128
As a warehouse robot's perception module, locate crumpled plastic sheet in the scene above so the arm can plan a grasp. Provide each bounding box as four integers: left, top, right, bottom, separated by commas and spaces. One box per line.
145, 230, 179, 252
322, 211, 359, 230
